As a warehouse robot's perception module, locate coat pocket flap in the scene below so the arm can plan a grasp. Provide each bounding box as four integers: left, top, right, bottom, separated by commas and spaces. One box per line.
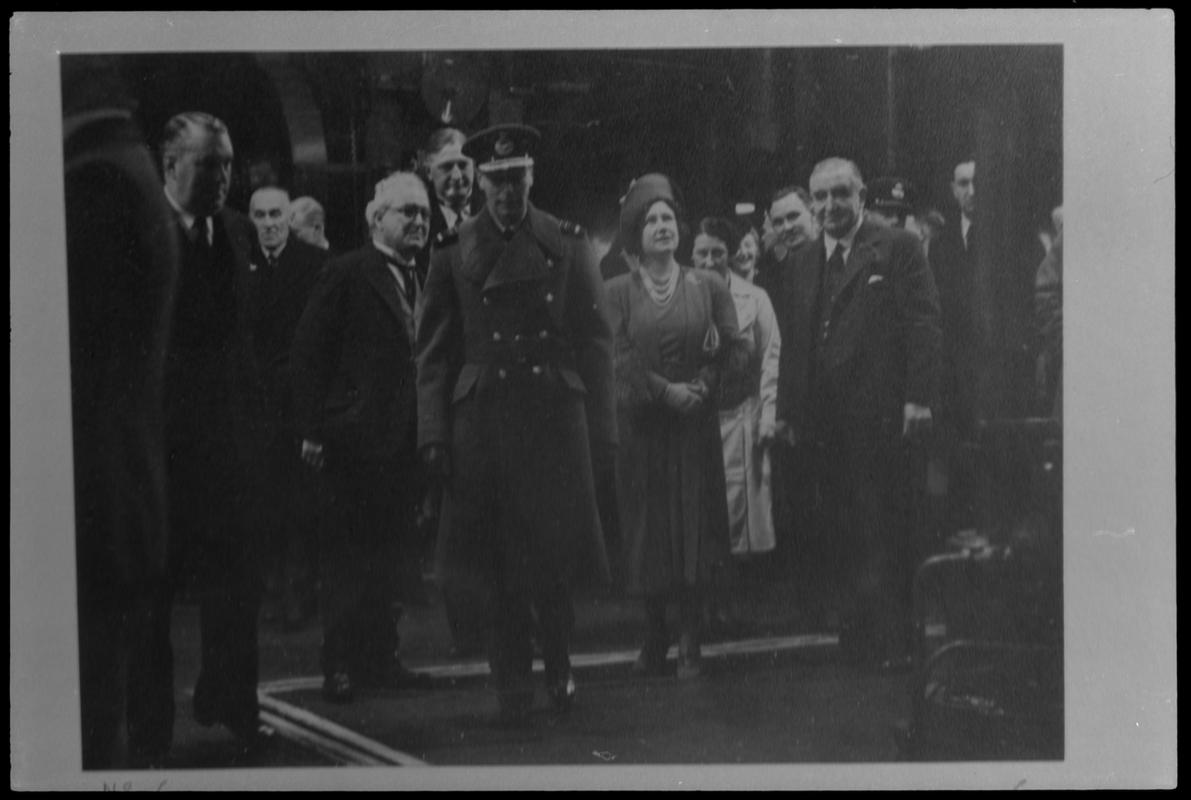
558, 368, 588, 395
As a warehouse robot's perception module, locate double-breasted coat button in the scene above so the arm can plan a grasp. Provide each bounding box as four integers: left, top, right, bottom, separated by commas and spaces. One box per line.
483, 296, 491, 306
545, 292, 554, 303
493, 331, 502, 342
532, 365, 542, 376
498, 368, 507, 379
539, 330, 549, 339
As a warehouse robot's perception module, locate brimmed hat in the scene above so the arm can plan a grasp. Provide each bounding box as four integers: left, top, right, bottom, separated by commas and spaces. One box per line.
463, 124, 540, 174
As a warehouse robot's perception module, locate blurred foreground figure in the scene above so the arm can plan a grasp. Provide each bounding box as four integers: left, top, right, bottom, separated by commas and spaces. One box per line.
64, 56, 180, 769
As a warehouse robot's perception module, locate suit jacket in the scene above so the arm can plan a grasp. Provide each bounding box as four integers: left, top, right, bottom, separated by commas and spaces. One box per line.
244, 237, 328, 431
775, 219, 941, 444
291, 243, 419, 465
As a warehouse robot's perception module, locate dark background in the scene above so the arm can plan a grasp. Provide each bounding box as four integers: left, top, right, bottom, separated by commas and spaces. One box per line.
76, 46, 1061, 251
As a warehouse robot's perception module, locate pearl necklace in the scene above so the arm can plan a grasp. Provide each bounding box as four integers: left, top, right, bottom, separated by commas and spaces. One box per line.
640, 262, 680, 307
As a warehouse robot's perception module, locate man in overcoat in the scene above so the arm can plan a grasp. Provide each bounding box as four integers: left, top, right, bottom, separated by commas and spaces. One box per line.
416, 124, 616, 724
157, 111, 271, 750
244, 185, 327, 629
291, 172, 433, 703
774, 157, 941, 673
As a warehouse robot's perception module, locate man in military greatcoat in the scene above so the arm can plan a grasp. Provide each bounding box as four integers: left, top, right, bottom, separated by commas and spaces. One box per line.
416, 124, 617, 725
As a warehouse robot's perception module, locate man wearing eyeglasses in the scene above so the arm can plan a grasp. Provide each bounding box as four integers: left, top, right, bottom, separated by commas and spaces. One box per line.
291, 172, 434, 703
417, 124, 616, 726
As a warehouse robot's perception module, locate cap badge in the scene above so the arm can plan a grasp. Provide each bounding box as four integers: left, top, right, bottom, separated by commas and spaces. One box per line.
495, 133, 514, 157
892, 183, 905, 200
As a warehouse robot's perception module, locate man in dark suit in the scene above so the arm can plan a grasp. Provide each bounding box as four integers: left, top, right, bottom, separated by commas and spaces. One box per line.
291, 171, 433, 703
64, 56, 180, 769
417, 124, 616, 725
245, 185, 328, 630
754, 184, 818, 571
774, 157, 941, 672
417, 127, 481, 277
928, 158, 981, 538
158, 111, 272, 750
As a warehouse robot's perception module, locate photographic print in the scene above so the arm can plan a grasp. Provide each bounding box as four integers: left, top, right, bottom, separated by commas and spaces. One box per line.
11, 10, 1175, 791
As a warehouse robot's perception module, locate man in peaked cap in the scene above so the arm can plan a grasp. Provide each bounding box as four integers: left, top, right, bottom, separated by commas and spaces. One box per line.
416, 124, 617, 725
865, 176, 916, 230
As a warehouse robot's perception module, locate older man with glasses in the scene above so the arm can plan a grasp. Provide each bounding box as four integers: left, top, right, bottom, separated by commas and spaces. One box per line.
291, 172, 434, 703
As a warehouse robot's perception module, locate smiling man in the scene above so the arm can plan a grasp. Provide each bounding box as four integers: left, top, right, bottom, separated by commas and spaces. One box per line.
774, 156, 941, 675
244, 185, 327, 633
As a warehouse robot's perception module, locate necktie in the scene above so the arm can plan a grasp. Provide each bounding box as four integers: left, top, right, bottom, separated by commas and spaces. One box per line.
266, 251, 278, 270
191, 217, 211, 257
827, 242, 846, 298
388, 259, 417, 305
964, 223, 974, 252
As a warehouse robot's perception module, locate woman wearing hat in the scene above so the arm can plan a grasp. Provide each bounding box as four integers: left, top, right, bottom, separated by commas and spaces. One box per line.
605, 176, 746, 679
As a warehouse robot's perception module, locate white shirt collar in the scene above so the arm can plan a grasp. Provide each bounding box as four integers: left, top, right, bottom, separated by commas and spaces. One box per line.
163, 187, 211, 243
372, 240, 414, 267
263, 240, 287, 261
822, 215, 863, 261
961, 214, 974, 247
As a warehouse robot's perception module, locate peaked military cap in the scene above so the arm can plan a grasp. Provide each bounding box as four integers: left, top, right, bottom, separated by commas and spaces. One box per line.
867, 176, 915, 213
464, 124, 541, 174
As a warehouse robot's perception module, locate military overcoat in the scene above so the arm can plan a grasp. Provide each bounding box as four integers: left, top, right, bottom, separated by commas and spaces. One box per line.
417, 205, 617, 595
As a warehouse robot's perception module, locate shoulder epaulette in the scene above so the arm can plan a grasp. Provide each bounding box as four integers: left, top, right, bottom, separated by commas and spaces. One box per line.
559, 219, 585, 238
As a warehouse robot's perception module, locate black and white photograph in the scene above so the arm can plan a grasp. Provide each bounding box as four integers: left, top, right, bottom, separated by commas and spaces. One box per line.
11, 10, 1175, 790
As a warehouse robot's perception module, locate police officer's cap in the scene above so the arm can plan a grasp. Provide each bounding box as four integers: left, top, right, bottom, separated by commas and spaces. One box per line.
867, 176, 914, 213
464, 124, 541, 175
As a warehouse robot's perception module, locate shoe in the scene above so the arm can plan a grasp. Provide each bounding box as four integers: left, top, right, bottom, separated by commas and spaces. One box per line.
632, 641, 670, 677
235, 722, 277, 758
547, 672, 576, 712
677, 634, 703, 680
322, 671, 354, 703
357, 660, 433, 691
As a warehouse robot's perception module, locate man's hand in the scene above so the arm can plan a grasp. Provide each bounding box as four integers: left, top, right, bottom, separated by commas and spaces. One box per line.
300, 439, 325, 471
773, 419, 798, 447
421, 444, 451, 481
662, 382, 704, 415
902, 402, 933, 440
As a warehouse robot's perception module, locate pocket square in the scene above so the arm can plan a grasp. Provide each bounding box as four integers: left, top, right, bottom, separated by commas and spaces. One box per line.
867, 274, 885, 285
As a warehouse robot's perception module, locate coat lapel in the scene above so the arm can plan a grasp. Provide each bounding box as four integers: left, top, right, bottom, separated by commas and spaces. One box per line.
832, 222, 878, 309
460, 206, 553, 292
361, 247, 412, 327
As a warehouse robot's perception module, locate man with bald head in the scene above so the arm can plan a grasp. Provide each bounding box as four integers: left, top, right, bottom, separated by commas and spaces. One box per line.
773, 157, 941, 673
291, 171, 433, 703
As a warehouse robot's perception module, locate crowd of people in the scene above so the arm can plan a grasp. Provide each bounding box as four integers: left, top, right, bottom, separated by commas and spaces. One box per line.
66, 75, 1063, 765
